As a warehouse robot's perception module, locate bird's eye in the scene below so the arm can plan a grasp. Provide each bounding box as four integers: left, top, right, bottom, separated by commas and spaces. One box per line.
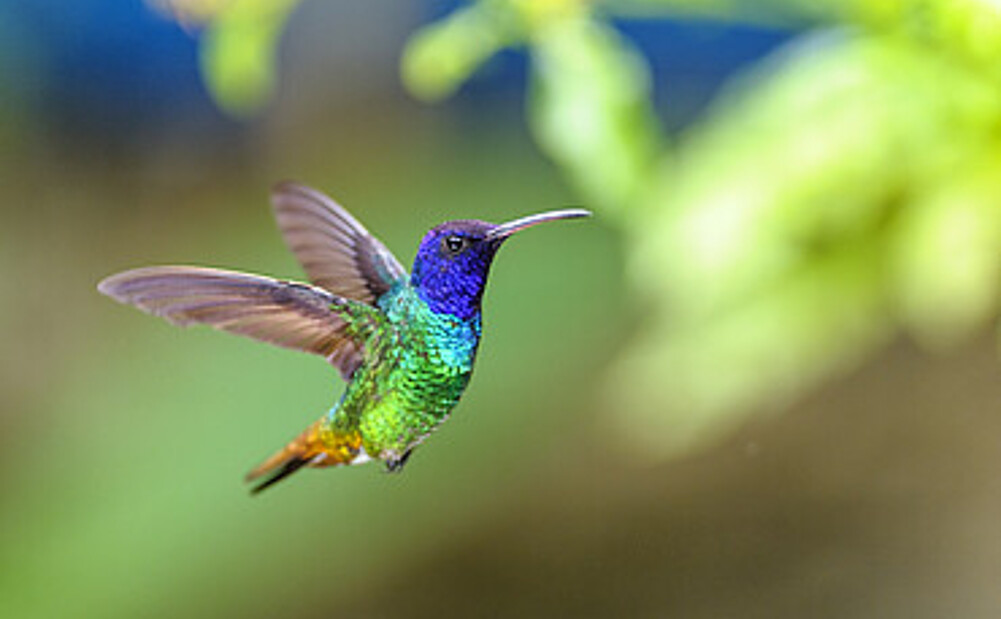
443, 235, 466, 255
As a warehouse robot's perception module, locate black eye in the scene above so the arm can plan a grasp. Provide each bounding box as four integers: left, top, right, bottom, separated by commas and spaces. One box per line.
443, 235, 465, 254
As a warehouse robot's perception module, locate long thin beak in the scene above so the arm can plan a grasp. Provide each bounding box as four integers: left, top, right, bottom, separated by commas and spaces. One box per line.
485, 208, 592, 242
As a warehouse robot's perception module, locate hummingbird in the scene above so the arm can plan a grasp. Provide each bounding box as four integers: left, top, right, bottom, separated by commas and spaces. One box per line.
98, 182, 589, 493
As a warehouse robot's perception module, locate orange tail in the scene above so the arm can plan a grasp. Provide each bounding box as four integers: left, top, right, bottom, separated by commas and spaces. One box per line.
245, 421, 362, 494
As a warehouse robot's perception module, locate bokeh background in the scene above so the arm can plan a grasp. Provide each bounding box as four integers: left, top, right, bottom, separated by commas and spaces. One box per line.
3, 1, 1001, 617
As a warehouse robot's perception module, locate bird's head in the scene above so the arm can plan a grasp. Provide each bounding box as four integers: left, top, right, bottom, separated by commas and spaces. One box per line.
410, 209, 591, 320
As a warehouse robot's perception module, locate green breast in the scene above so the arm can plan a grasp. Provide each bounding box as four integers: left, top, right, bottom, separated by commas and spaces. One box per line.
328, 286, 482, 459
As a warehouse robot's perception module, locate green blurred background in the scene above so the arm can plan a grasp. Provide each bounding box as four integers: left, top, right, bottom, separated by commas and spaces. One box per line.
3, 1, 1001, 617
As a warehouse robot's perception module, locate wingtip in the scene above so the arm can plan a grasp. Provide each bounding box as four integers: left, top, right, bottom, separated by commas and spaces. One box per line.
96, 269, 134, 300
95, 266, 173, 300
271, 180, 327, 214
96, 274, 115, 296
96, 265, 250, 307
271, 179, 302, 195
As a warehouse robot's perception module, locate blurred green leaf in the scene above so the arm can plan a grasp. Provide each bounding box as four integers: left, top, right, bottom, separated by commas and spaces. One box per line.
607, 237, 890, 453
199, 0, 299, 117
401, 3, 521, 102
611, 31, 1001, 456
528, 13, 663, 215
147, 0, 236, 24
892, 160, 1001, 348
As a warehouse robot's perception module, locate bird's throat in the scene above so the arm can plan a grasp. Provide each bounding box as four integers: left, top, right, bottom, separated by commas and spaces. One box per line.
411, 266, 489, 321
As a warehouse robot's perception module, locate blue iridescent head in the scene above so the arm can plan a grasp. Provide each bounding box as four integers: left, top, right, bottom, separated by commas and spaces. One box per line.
410, 209, 591, 320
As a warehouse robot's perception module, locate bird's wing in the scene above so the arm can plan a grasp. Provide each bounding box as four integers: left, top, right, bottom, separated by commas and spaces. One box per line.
270, 181, 408, 306
97, 266, 385, 380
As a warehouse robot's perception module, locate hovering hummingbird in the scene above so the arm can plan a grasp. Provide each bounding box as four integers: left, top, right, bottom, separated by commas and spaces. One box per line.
98, 182, 589, 493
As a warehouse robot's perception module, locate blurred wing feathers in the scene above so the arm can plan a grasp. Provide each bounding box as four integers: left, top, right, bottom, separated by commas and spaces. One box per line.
97, 266, 373, 380
271, 182, 408, 305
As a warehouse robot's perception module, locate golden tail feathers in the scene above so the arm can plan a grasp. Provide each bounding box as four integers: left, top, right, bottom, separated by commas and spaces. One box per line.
245, 421, 363, 494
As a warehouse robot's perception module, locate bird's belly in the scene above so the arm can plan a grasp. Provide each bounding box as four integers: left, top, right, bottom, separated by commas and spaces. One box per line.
357, 355, 472, 459
347, 290, 481, 461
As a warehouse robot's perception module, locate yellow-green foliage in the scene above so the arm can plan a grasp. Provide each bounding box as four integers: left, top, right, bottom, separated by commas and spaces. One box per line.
152, 0, 298, 116
403, 0, 1001, 457
170, 0, 1001, 458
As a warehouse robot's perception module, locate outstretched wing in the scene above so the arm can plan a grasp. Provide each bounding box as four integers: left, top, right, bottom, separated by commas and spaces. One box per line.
97, 266, 378, 380
271, 182, 408, 306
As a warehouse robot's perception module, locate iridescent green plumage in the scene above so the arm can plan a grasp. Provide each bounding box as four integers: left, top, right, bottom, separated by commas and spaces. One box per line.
327, 285, 480, 467
98, 182, 588, 492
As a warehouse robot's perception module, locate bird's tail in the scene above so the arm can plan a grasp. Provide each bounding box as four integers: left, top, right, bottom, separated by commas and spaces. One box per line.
245, 421, 363, 494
